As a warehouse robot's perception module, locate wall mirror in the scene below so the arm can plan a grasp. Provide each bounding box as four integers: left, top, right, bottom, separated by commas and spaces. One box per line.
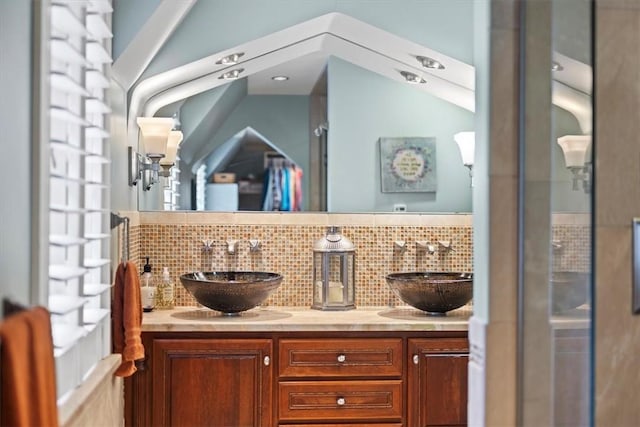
549, 0, 593, 214
122, 1, 590, 214
125, 1, 477, 213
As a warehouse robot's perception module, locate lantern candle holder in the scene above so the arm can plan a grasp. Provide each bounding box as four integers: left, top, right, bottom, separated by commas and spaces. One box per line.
312, 226, 356, 311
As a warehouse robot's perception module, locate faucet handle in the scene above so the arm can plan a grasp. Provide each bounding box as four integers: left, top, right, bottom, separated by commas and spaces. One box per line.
552, 240, 563, 252
437, 240, 454, 252
248, 239, 262, 252
202, 239, 215, 252
394, 240, 407, 253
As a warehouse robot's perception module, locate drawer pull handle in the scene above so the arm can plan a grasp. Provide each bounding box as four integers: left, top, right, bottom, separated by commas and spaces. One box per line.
413, 354, 419, 365
337, 354, 346, 363
337, 397, 346, 406
264, 356, 270, 366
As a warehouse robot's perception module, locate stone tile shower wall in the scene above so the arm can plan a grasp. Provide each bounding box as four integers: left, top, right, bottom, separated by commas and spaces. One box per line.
137, 223, 474, 307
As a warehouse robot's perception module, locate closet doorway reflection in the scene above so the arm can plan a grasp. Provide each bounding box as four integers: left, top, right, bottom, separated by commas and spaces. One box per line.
204, 129, 305, 212
260, 152, 303, 212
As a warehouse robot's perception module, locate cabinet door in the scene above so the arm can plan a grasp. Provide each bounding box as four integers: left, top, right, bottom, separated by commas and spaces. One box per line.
151, 338, 272, 427
408, 338, 469, 427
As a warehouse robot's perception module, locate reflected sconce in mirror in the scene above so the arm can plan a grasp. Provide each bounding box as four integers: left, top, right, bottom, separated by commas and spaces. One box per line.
129, 117, 175, 190
159, 130, 184, 177
557, 135, 592, 193
454, 131, 475, 186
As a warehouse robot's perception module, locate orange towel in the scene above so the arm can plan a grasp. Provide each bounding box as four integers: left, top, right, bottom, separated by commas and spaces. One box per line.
112, 261, 145, 377
0, 306, 59, 427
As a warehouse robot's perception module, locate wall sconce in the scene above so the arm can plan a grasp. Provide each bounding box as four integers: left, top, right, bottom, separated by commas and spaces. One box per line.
159, 130, 184, 177
129, 117, 174, 190
557, 135, 592, 193
454, 131, 475, 185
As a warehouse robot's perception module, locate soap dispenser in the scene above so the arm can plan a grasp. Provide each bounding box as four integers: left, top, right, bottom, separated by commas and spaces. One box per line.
140, 257, 156, 312
156, 266, 175, 309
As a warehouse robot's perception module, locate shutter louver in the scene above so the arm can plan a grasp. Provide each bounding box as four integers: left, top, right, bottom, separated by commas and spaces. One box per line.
47, 0, 112, 402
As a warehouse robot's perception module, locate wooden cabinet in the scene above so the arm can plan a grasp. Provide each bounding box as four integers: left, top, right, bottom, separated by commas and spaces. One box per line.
408, 338, 469, 427
126, 332, 467, 427
150, 338, 273, 426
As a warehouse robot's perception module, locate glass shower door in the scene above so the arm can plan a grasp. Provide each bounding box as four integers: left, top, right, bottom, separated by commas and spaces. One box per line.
519, 0, 593, 425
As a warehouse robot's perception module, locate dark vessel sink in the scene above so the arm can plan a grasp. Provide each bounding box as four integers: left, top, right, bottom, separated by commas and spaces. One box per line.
551, 271, 589, 313
180, 271, 283, 315
385, 272, 473, 316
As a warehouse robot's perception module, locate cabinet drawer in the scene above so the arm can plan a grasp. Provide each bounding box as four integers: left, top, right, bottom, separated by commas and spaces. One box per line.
281, 424, 402, 427
279, 338, 403, 378
278, 380, 402, 423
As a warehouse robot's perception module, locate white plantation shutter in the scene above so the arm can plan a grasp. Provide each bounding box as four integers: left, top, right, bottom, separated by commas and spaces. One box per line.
46, 0, 113, 402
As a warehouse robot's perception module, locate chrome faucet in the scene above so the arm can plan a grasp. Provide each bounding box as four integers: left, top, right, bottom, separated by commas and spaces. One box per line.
416, 241, 436, 255
226, 239, 239, 254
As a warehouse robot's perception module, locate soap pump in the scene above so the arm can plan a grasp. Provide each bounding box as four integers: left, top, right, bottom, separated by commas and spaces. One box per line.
156, 266, 175, 309
140, 257, 156, 312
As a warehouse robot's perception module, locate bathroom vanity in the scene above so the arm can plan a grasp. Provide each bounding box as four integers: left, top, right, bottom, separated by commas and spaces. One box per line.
125, 307, 470, 426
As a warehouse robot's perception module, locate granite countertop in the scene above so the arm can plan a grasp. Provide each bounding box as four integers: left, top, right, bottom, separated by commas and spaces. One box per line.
141, 305, 473, 332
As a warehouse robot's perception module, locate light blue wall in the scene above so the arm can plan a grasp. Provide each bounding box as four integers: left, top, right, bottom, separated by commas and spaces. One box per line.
140, 0, 474, 80
327, 57, 474, 213
0, 0, 34, 305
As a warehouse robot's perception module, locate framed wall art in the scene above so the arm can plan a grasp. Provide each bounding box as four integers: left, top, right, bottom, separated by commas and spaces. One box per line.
379, 137, 436, 193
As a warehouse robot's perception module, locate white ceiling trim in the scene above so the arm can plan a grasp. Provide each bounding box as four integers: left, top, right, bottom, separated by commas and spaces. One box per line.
127, 12, 476, 141
552, 81, 592, 134
112, 0, 196, 90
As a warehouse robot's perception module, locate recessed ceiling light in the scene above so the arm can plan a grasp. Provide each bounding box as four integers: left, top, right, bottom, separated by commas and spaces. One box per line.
552, 61, 564, 72
216, 52, 244, 65
416, 55, 445, 70
218, 68, 244, 80
400, 71, 426, 84
271, 75, 289, 81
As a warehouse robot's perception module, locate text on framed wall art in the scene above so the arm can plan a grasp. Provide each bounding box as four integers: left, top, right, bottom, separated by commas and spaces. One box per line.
379, 137, 437, 193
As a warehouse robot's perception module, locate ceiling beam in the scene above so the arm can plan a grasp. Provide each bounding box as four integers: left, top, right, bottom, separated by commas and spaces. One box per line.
112, 0, 197, 90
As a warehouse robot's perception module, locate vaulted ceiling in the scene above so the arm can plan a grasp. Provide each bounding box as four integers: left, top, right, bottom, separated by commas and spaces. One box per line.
112, 0, 592, 173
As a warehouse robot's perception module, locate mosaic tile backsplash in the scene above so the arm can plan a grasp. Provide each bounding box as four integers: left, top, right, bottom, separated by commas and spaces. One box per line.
121, 214, 590, 308
135, 223, 473, 307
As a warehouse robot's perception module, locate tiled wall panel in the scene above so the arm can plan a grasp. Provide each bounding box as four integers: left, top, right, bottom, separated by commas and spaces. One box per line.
136, 223, 474, 307
122, 214, 589, 309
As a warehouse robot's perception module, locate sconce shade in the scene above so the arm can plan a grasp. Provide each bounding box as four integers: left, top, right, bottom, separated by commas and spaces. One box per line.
136, 117, 174, 156
160, 130, 184, 166
557, 135, 591, 168
454, 131, 475, 167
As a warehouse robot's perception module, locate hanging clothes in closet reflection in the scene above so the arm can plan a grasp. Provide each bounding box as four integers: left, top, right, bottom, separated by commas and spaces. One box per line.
262, 155, 303, 211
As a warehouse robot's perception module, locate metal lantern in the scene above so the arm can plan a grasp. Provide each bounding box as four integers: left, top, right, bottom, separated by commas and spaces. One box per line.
312, 226, 356, 310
